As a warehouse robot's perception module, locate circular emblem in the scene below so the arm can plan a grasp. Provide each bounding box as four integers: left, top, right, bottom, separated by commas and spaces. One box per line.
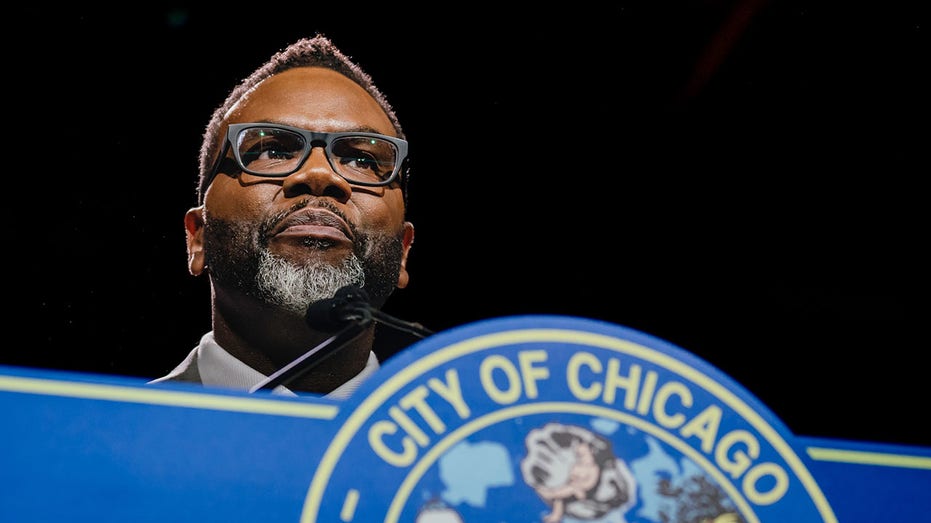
301, 315, 835, 522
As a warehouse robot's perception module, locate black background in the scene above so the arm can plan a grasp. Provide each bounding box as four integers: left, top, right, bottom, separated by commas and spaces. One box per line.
8, 3, 928, 447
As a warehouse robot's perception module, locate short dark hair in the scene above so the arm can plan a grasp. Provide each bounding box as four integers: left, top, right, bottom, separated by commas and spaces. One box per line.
197, 34, 405, 204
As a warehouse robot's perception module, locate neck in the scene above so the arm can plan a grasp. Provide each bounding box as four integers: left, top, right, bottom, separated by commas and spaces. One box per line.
210, 287, 375, 395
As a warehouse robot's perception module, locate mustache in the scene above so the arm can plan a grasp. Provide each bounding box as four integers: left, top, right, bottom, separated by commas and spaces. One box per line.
258, 199, 358, 246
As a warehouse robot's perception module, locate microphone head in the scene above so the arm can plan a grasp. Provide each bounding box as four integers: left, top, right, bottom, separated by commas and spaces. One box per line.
305, 285, 371, 332
335, 285, 370, 305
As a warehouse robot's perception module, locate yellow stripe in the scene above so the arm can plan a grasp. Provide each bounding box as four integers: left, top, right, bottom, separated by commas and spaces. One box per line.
807, 446, 931, 470
0, 375, 338, 419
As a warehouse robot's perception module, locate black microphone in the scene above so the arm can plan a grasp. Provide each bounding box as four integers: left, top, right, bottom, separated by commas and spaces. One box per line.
305, 285, 374, 332
306, 285, 434, 338
250, 285, 432, 393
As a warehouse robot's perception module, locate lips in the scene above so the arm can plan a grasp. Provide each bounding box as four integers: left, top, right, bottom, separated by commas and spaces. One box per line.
271, 207, 354, 244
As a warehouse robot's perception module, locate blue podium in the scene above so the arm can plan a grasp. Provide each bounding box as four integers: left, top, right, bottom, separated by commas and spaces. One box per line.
3, 315, 928, 522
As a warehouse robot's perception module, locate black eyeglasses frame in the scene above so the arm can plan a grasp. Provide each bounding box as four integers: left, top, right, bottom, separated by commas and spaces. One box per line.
199, 122, 409, 202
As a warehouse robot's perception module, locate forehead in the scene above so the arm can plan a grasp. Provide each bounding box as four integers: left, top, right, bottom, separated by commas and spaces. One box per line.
225, 67, 396, 135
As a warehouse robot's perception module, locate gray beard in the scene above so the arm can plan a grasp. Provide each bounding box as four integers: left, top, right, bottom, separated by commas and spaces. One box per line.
202, 200, 405, 318
254, 249, 365, 316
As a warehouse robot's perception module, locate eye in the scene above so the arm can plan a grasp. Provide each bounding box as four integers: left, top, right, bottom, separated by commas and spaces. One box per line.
238, 128, 306, 174
331, 137, 396, 181
341, 151, 380, 171
257, 144, 294, 161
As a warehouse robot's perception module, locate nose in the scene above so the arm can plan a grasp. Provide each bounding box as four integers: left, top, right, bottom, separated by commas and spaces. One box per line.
281, 146, 352, 202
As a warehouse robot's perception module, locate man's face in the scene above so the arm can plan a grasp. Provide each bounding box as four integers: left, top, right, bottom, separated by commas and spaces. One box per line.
195, 67, 413, 313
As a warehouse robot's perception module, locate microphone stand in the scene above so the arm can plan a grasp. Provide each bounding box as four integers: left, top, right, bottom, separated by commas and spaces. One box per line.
248, 285, 434, 394
249, 310, 372, 393
368, 309, 434, 338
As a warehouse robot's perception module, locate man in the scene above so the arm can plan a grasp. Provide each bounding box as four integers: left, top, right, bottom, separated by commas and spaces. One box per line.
151, 35, 415, 398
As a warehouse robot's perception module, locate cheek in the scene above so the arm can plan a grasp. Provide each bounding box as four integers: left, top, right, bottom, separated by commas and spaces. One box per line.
354, 192, 406, 231
204, 178, 267, 219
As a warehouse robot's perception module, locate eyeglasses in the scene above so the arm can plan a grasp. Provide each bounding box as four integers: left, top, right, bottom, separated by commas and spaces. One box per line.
201, 122, 408, 199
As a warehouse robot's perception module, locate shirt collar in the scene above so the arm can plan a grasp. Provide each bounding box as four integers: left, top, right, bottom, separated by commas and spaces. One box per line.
198, 331, 379, 399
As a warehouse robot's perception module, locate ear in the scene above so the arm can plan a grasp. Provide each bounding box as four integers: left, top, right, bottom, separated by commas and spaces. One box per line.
395, 221, 415, 289
184, 206, 207, 276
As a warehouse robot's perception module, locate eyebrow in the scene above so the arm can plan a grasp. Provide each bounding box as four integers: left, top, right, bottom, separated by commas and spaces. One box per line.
244, 120, 390, 136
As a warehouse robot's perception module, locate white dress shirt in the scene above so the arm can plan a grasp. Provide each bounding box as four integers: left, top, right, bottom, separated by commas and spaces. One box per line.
151, 331, 380, 399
